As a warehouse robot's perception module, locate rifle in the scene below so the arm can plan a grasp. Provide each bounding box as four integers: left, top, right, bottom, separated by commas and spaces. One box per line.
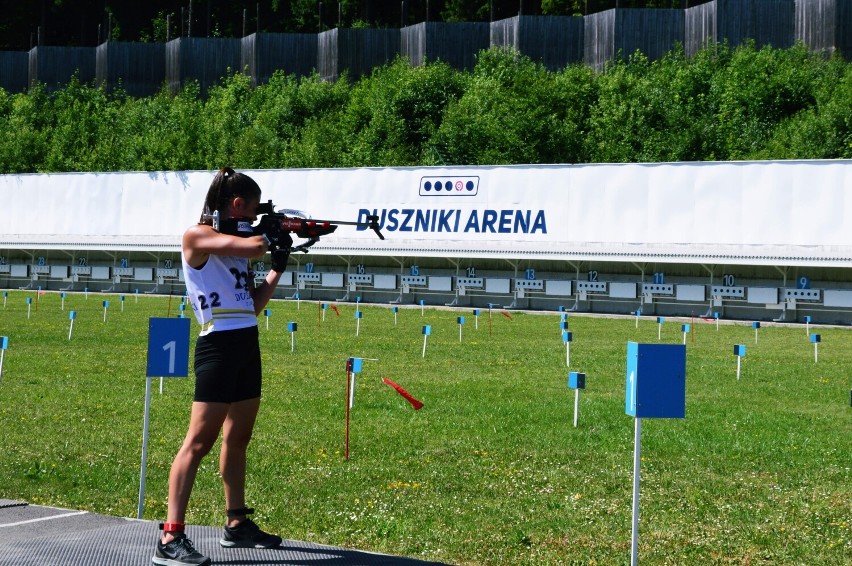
254, 200, 384, 254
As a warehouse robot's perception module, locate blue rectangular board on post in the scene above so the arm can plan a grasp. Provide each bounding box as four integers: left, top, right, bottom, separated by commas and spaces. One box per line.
146, 318, 190, 377
568, 371, 585, 390
625, 342, 686, 418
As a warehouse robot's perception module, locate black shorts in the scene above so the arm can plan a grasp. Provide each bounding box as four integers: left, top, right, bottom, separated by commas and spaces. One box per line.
193, 326, 262, 403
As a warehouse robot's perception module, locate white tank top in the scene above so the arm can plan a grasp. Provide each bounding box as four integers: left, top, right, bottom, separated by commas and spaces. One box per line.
182, 252, 257, 336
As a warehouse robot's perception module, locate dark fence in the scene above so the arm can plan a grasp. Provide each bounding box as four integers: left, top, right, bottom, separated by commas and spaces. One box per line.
166, 37, 241, 96
491, 16, 585, 71
0, 1, 847, 97
796, 0, 852, 57
686, 0, 796, 57
0, 51, 27, 93
96, 41, 165, 98
318, 28, 400, 82
241, 32, 318, 86
585, 9, 684, 71
28, 46, 96, 91
401, 22, 490, 71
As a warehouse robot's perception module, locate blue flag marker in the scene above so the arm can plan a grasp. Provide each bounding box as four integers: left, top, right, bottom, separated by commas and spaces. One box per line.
68, 310, 77, 340
355, 309, 363, 336
140, 317, 190, 519
288, 322, 298, 352
635, 308, 642, 328
752, 321, 761, 344
568, 371, 586, 428
179, 303, 186, 318
681, 323, 690, 345
26, 296, 32, 319
457, 316, 465, 342
810, 333, 821, 363
563, 330, 573, 367
422, 325, 432, 358
0, 336, 8, 384
734, 344, 746, 380
656, 316, 664, 340
473, 309, 480, 330
714, 312, 720, 331
625, 342, 686, 566
392, 306, 399, 325
60, 292, 66, 311
120, 295, 125, 312
264, 308, 271, 330
321, 303, 328, 322
102, 300, 110, 322
804, 315, 811, 335
356, 296, 361, 315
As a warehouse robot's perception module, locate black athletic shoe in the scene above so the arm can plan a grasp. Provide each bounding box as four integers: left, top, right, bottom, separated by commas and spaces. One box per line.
220, 518, 282, 549
152, 534, 211, 566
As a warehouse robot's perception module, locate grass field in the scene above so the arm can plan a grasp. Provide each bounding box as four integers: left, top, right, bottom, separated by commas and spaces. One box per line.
0, 289, 849, 565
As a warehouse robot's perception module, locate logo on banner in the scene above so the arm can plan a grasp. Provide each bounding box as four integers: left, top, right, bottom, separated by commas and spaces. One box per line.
356, 173, 547, 235
419, 176, 479, 196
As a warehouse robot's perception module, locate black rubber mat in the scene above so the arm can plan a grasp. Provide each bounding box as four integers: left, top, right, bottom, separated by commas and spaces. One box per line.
0, 503, 451, 566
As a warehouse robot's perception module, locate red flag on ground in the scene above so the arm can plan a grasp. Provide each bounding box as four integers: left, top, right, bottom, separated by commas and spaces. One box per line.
501, 311, 513, 320
382, 377, 423, 410
331, 304, 340, 316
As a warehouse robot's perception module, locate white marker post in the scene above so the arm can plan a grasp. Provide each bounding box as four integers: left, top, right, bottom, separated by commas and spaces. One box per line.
681, 323, 690, 345
264, 308, 271, 330
734, 345, 746, 380
288, 322, 297, 352
804, 315, 811, 335
68, 311, 77, 340
178, 304, 186, 318
635, 308, 641, 329
656, 317, 664, 340
26, 297, 32, 319
562, 331, 573, 367
810, 334, 821, 363
473, 309, 480, 330
568, 372, 585, 428
715, 312, 719, 331
752, 321, 760, 344
102, 300, 109, 323
120, 295, 125, 312
392, 306, 399, 325
0, 336, 8, 384
295, 292, 300, 310
625, 342, 686, 566
422, 325, 431, 358
84, 287, 88, 300
457, 316, 465, 342
356, 296, 361, 315
61, 292, 66, 311
140, 318, 190, 519
322, 303, 328, 322
420, 299, 425, 316
355, 310, 363, 336
135, 288, 139, 304
2, 291, 7, 308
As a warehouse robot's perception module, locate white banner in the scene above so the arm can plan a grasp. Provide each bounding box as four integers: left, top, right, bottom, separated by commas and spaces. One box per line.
1, 160, 850, 267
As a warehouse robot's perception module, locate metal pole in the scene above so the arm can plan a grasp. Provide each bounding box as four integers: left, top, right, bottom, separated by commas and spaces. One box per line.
573, 389, 579, 427
630, 417, 641, 566
137, 376, 153, 519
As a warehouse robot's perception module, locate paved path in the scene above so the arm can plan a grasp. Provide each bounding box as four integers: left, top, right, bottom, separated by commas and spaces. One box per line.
0, 500, 450, 566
